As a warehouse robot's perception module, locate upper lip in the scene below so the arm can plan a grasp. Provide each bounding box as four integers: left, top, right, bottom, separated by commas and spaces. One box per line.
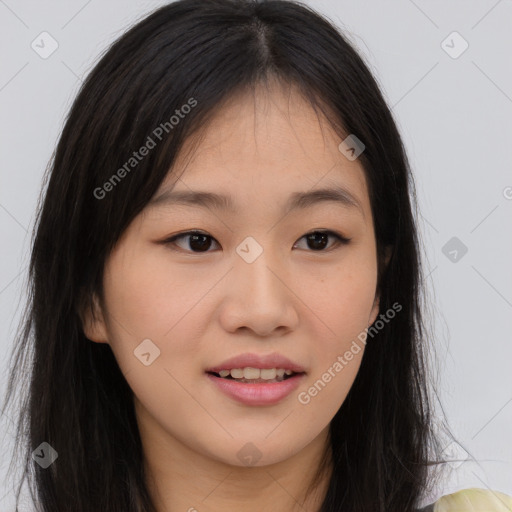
205, 352, 307, 374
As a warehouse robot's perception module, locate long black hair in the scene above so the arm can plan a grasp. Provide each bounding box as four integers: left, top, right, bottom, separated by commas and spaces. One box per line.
2, 0, 448, 510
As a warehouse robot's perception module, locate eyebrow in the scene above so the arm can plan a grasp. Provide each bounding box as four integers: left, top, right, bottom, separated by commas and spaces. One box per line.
148, 184, 364, 217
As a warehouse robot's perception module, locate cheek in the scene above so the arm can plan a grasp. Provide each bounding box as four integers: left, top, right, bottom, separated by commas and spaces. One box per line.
296, 349, 363, 428
102, 246, 200, 338
100, 250, 211, 433
101, 246, 213, 379
299, 250, 378, 343
293, 253, 376, 409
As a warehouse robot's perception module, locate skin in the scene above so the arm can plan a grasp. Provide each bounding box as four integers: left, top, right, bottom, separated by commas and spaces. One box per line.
83, 80, 387, 512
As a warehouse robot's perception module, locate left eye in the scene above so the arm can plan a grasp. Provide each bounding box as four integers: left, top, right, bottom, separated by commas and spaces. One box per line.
162, 230, 350, 253
294, 230, 351, 252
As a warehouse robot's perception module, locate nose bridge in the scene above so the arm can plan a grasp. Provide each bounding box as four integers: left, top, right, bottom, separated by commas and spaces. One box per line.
234, 235, 283, 302
219, 234, 298, 335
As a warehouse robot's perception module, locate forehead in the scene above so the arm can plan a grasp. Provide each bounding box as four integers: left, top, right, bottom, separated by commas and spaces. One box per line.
152, 82, 371, 221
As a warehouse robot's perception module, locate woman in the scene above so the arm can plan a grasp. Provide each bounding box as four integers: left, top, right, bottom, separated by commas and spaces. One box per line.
2, 0, 510, 510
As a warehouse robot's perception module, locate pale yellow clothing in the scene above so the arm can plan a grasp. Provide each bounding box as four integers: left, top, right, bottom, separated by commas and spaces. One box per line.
432, 488, 512, 511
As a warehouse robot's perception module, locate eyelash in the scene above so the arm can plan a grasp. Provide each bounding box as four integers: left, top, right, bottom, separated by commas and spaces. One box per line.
160, 229, 351, 254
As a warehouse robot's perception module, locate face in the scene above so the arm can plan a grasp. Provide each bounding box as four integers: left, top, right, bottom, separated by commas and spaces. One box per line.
84, 82, 381, 469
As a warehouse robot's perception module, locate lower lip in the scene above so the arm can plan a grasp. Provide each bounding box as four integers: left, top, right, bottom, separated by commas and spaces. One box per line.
206, 373, 306, 406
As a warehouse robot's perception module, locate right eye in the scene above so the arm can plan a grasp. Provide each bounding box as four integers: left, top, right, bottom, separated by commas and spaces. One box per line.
162, 230, 220, 253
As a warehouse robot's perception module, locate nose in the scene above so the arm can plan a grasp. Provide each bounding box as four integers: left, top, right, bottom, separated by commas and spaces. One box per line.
218, 244, 299, 337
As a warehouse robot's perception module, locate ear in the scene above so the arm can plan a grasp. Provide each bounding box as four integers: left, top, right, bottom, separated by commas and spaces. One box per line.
79, 290, 109, 344
368, 245, 393, 326
368, 294, 380, 327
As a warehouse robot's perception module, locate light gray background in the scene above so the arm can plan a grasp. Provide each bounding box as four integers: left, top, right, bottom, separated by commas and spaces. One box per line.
1, 0, 511, 509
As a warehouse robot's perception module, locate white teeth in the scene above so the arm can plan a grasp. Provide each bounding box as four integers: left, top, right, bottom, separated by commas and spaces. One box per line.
230, 368, 244, 378
215, 367, 297, 379
260, 368, 276, 380
243, 367, 260, 379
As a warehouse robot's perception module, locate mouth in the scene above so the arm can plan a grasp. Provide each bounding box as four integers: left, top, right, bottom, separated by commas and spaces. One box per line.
206, 367, 305, 384
204, 353, 307, 405
205, 368, 307, 406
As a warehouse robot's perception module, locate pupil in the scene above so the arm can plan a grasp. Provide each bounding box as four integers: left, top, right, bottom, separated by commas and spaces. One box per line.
307, 232, 328, 250
189, 234, 211, 252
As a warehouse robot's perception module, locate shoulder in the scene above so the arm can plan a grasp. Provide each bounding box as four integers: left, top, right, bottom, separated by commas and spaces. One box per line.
428, 488, 512, 511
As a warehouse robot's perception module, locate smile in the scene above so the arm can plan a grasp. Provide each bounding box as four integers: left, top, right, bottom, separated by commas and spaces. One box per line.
206, 369, 306, 406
